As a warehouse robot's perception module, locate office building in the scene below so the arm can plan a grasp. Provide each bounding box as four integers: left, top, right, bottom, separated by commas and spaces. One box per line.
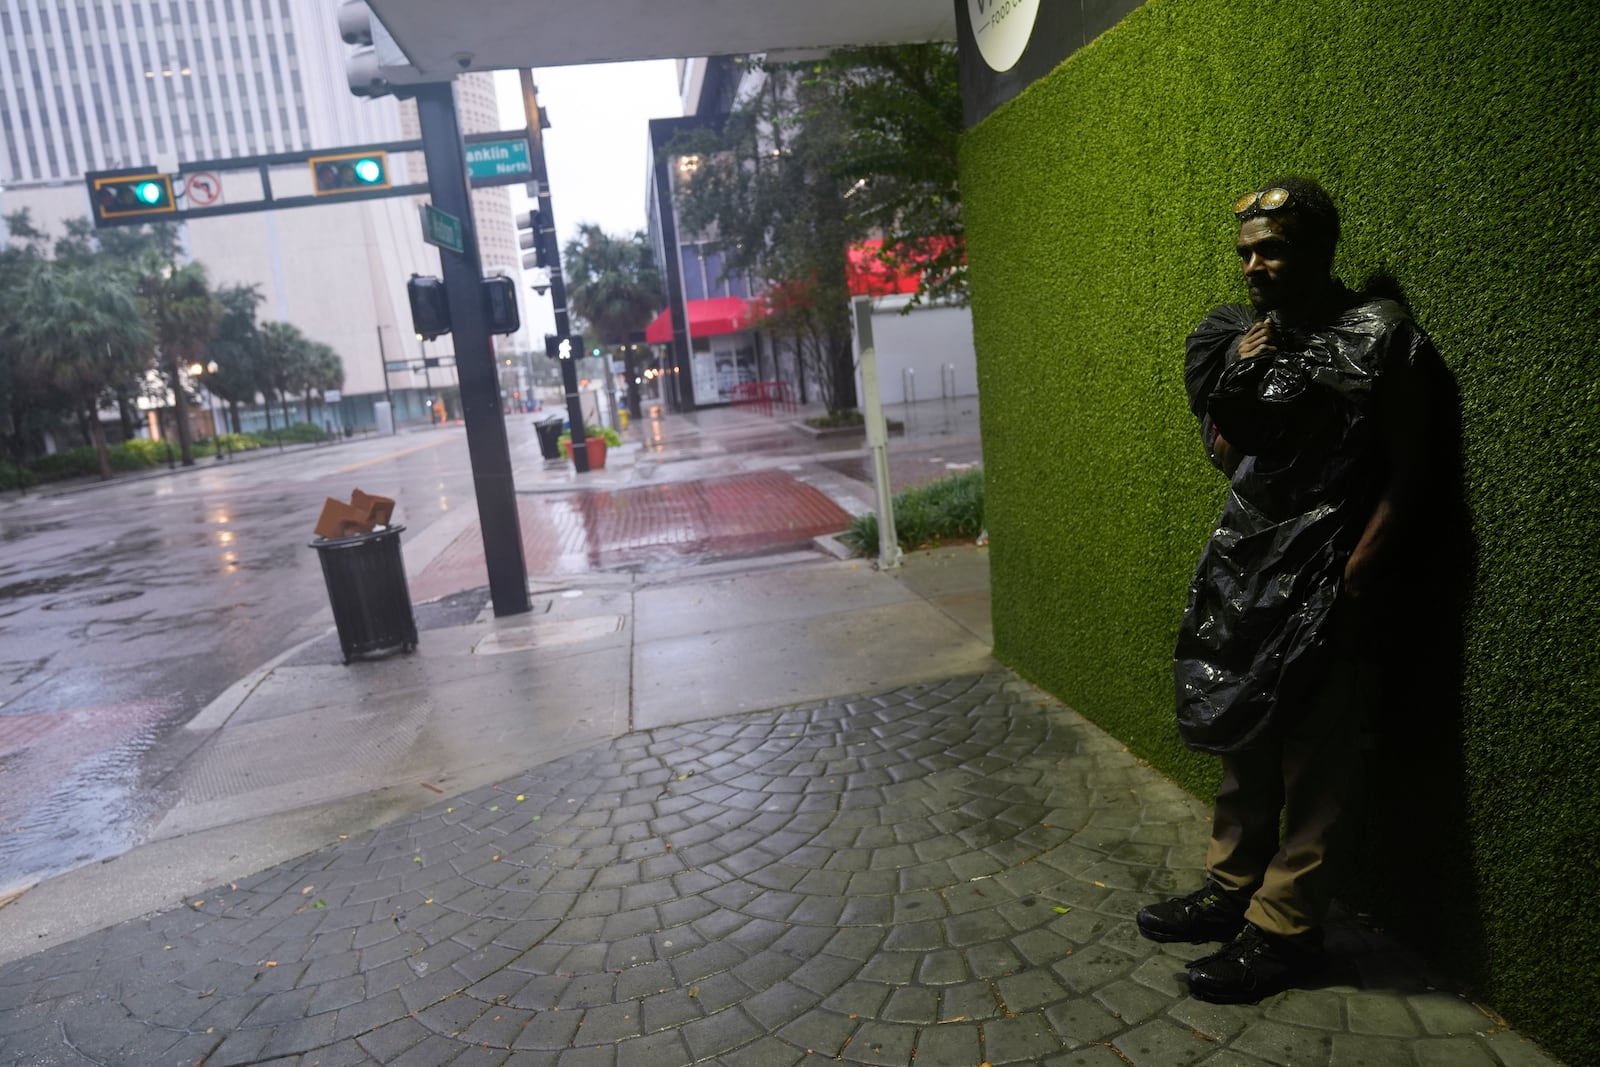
0, 0, 525, 429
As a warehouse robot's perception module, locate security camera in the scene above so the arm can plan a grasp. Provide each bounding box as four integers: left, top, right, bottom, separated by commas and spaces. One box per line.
453, 53, 473, 70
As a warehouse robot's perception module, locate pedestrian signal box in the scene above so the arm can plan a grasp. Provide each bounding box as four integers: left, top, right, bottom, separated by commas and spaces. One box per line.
309, 151, 390, 195
89, 173, 176, 222
483, 276, 520, 336
407, 274, 451, 340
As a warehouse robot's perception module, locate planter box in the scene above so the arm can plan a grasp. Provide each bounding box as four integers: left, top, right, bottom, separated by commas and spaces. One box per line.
559, 436, 609, 469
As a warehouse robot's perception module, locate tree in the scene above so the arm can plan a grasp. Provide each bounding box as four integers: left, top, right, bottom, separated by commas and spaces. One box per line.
258, 321, 313, 431
0, 212, 49, 464
562, 224, 664, 418
823, 45, 965, 308
205, 285, 267, 434
668, 47, 963, 413
299, 342, 344, 426
55, 218, 184, 438
7, 259, 153, 478
137, 259, 221, 466
672, 63, 859, 413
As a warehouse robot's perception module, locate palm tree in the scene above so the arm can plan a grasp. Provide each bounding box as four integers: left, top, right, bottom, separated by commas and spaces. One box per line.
300, 342, 345, 427
8, 260, 153, 479
205, 285, 267, 433
258, 321, 313, 431
137, 259, 221, 466
562, 224, 664, 419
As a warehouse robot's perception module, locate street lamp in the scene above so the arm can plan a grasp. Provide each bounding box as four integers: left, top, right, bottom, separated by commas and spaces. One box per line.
375, 324, 397, 433
187, 360, 229, 461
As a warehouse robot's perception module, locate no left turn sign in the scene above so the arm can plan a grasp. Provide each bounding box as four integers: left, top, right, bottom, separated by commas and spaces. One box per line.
184, 172, 222, 206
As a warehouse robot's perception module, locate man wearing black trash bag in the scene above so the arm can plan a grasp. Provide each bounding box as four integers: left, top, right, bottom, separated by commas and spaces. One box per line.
1137, 177, 1432, 1003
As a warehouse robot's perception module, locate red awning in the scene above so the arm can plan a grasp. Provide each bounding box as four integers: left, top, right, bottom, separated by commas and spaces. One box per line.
644, 296, 754, 345
846, 236, 961, 297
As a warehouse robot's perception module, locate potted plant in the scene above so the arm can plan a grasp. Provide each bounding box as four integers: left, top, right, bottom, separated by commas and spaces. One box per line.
558, 425, 623, 469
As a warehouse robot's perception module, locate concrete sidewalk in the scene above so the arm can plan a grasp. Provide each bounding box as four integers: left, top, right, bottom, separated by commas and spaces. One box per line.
0, 402, 1564, 1066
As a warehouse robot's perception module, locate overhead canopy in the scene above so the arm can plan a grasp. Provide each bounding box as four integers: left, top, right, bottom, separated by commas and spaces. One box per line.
847, 238, 952, 297
369, 1, 955, 79
644, 296, 753, 345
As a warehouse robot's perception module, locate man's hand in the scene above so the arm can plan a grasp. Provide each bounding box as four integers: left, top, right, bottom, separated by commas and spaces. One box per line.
1211, 427, 1242, 477
1238, 320, 1278, 359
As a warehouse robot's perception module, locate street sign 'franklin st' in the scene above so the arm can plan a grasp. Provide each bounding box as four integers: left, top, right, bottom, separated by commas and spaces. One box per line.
465, 137, 532, 181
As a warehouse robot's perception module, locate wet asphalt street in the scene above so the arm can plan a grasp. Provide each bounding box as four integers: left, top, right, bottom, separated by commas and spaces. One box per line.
0, 402, 985, 903
0, 426, 489, 896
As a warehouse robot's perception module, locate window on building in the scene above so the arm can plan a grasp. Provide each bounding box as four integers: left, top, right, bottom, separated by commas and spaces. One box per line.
703, 250, 729, 298
680, 245, 705, 302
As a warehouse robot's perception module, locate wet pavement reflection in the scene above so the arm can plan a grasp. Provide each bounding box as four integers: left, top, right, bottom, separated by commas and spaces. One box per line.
0, 402, 982, 896
0, 429, 477, 895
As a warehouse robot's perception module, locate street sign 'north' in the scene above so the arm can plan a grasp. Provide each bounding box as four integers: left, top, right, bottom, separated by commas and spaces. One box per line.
465, 137, 531, 181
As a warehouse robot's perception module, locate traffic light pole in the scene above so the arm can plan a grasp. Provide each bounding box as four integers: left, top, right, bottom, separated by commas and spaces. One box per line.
520, 70, 588, 474
414, 80, 530, 617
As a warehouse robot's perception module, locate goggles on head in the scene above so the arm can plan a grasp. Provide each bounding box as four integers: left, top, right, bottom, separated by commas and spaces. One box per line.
1233, 187, 1293, 218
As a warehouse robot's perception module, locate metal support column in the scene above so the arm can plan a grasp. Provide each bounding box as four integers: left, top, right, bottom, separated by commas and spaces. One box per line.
520, 70, 589, 472
414, 80, 530, 616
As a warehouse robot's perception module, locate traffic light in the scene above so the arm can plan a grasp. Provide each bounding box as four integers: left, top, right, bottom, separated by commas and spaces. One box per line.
407, 274, 451, 340
482, 276, 520, 336
517, 207, 553, 270
338, 0, 391, 98
90, 173, 175, 222
309, 151, 389, 195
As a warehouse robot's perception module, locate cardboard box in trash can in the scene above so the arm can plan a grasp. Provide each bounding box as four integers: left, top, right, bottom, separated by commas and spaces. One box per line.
350, 489, 395, 527
313, 489, 396, 539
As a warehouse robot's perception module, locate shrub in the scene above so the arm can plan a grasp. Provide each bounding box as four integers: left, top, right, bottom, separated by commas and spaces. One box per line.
839, 467, 984, 555
27, 447, 100, 481
266, 422, 328, 444
217, 433, 259, 453
113, 439, 170, 468
558, 425, 624, 449
0, 459, 35, 490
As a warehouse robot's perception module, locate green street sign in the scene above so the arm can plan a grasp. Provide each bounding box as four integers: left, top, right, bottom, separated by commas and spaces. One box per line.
465, 137, 531, 181
419, 203, 464, 255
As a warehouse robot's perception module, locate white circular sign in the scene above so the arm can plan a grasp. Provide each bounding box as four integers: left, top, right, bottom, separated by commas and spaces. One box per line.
968, 0, 1041, 73
185, 171, 222, 206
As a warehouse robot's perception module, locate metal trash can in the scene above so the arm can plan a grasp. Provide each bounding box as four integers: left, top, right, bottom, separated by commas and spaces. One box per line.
534, 412, 566, 460
309, 525, 418, 665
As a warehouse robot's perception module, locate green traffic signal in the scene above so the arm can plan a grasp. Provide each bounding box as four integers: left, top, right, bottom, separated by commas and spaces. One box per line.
309, 151, 391, 196
90, 172, 176, 221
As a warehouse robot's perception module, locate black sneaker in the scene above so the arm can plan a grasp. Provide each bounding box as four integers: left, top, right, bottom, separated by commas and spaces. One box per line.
1137, 881, 1249, 944
1185, 923, 1325, 1004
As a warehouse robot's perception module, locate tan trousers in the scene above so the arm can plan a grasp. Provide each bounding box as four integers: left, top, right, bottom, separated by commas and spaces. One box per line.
1203, 630, 1375, 940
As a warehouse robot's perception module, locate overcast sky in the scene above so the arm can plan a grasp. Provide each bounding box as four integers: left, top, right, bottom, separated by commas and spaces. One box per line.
494, 61, 682, 241
492, 61, 681, 343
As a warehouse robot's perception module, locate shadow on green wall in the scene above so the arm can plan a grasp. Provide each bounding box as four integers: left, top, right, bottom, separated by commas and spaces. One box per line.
1341, 272, 1484, 987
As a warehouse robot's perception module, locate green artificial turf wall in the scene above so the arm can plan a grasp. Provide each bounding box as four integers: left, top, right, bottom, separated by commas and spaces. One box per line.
959, 1, 1599, 1061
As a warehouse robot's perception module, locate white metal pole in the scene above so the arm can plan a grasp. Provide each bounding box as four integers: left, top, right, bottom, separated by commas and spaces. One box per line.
855, 298, 901, 570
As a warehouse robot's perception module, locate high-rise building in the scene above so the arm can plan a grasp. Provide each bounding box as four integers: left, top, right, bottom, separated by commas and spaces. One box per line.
0, 0, 526, 429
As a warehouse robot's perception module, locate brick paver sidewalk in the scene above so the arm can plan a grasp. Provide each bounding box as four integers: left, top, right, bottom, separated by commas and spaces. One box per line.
0, 674, 1549, 1066
411, 471, 851, 601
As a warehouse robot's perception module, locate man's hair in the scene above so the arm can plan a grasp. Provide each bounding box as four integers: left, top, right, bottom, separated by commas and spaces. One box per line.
1242, 175, 1340, 265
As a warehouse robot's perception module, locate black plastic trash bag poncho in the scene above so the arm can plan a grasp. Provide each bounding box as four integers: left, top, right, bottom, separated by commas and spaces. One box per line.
1174, 297, 1422, 753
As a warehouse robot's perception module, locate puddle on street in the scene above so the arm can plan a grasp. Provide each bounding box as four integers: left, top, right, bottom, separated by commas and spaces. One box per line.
0, 570, 109, 602
0, 699, 188, 895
